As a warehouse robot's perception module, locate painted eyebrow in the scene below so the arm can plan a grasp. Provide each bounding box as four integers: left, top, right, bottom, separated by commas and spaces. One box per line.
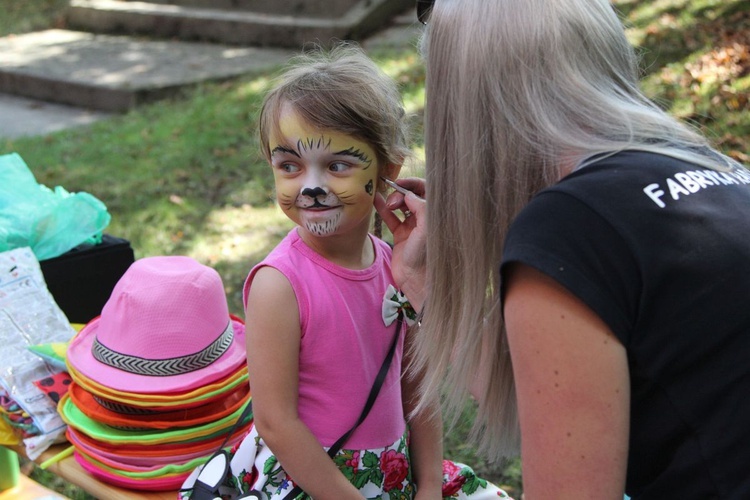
332, 147, 372, 165
270, 145, 300, 158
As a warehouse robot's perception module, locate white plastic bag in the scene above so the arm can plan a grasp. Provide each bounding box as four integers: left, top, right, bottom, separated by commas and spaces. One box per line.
0, 247, 77, 459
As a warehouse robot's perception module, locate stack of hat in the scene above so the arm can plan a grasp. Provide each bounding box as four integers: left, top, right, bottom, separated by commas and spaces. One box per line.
60, 256, 252, 491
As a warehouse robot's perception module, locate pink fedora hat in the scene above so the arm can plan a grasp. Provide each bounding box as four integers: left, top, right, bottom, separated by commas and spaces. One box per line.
66, 256, 246, 394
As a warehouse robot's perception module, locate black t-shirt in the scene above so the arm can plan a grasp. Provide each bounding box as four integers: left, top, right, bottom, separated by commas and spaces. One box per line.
501, 150, 750, 499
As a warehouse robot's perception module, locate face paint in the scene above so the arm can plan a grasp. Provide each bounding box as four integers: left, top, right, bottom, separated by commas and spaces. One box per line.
269, 103, 380, 239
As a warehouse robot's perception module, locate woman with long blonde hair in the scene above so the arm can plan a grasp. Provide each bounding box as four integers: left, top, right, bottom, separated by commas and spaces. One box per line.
377, 0, 750, 498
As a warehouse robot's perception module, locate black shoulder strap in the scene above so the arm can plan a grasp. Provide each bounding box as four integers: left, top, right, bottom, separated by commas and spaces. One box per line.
282, 314, 403, 499
326, 314, 402, 458
190, 315, 404, 500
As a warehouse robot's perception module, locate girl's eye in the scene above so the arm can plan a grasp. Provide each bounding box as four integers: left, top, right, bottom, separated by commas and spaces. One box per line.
329, 162, 349, 173
278, 163, 300, 173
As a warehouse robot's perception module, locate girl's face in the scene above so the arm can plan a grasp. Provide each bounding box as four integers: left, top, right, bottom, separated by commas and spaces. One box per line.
268, 103, 381, 238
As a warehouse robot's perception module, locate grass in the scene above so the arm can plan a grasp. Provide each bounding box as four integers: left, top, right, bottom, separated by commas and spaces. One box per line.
3, 0, 749, 498
26, 466, 97, 500
617, 0, 750, 160
0, 0, 68, 35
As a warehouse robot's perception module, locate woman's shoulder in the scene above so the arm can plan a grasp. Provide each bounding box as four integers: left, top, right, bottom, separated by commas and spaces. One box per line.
560, 149, 748, 191
562, 150, 694, 186
530, 149, 748, 217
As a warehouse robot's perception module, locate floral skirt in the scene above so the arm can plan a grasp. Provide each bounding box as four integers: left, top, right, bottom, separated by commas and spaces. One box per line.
180, 426, 512, 499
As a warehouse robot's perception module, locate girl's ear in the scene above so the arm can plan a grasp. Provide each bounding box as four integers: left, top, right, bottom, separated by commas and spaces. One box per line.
379, 163, 403, 191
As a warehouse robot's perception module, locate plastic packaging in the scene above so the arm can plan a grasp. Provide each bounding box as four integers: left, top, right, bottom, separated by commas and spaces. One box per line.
0, 153, 111, 261
0, 247, 77, 459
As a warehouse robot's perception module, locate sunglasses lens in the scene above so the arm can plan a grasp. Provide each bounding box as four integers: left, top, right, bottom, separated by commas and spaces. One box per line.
417, 0, 434, 25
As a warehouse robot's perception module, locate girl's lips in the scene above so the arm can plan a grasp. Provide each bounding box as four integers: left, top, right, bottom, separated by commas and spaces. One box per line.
298, 205, 341, 211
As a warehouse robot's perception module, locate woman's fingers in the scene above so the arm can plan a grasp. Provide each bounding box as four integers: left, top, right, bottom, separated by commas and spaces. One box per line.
376, 188, 425, 236
376, 178, 428, 299
385, 177, 425, 211
397, 177, 426, 198
375, 193, 403, 234
402, 191, 426, 222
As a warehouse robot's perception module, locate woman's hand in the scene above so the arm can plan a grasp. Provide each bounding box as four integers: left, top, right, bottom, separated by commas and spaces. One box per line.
375, 177, 428, 311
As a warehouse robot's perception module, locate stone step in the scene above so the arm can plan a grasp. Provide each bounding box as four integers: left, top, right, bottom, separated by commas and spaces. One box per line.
125, 0, 357, 18
0, 29, 295, 112
0, 2, 417, 118
66, 0, 406, 48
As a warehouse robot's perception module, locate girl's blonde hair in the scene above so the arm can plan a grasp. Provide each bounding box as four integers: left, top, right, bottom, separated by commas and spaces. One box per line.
415, 0, 730, 461
258, 43, 410, 171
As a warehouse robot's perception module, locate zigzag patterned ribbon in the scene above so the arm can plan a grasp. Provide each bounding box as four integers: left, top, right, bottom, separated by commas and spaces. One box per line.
92, 396, 159, 415
92, 321, 234, 377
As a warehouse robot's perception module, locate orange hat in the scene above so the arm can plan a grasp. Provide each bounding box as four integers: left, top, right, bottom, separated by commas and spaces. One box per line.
68, 382, 250, 430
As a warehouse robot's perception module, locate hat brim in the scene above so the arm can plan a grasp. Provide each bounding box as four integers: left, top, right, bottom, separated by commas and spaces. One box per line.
66, 421, 252, 458
66, 317, 246, 394
67, 362, 248, 407
59, 393, 252, 445
74, 445, 207, 475
66, 427, 244, 467
69, 381, 250, 429
75, 452, 189, 491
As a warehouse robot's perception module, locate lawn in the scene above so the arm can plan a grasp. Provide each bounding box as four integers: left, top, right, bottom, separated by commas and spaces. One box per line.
2, 0, 748, 498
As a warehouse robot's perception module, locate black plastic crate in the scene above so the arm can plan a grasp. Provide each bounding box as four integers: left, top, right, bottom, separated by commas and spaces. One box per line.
40, 235, 135, 324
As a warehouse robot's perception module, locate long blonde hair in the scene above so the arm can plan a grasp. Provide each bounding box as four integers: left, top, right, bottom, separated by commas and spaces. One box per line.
414, 0, 728, 461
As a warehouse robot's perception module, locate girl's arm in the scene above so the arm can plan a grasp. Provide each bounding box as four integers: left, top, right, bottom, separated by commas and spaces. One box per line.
402, 330, 444, 499
246, 266, 363, 500
503, 264, 630, 499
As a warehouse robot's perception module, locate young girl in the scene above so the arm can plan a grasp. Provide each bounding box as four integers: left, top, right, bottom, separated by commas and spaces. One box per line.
232, 45, 511, 499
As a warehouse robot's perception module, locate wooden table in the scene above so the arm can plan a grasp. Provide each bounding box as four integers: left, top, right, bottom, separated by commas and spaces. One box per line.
20, 444, 177, 500
0, 474, 68, 500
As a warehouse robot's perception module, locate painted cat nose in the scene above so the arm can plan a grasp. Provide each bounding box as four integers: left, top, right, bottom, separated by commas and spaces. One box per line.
301, 187, 326, 198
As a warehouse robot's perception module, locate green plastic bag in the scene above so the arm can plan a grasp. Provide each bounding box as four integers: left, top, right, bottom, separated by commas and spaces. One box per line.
0, 153, 111, 260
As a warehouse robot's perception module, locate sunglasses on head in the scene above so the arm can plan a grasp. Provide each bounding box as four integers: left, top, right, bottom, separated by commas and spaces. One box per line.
416, 0, 435, 25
